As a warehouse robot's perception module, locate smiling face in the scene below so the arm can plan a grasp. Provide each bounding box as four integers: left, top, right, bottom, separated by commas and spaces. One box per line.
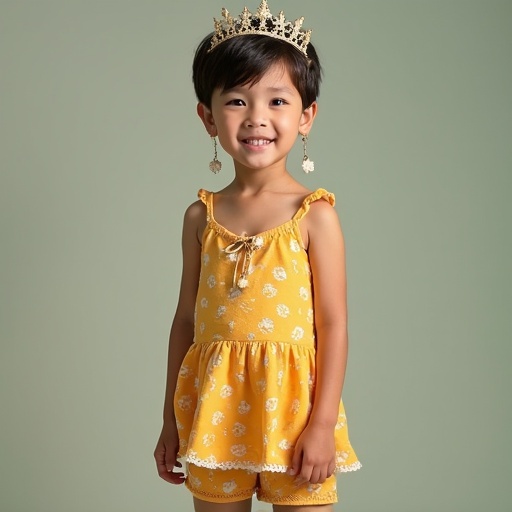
198, 62, 317, 173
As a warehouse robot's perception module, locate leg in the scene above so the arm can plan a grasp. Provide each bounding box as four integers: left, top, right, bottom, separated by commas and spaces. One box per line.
194, 497, 252, 512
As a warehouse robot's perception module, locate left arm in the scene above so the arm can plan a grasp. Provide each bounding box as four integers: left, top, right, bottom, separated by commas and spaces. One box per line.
290, 200, 348, 484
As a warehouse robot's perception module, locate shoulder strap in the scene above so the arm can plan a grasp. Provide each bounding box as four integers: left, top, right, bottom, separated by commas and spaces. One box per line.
197, 189, 213, 218
292, 188, 335, 221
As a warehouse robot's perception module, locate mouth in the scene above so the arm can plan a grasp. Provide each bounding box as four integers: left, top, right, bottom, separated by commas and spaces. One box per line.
242, 138, 274, 147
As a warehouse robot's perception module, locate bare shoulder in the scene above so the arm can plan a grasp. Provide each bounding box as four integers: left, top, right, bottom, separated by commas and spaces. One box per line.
184, 199, 206, 221
305, 198, 341, 235
308, 196, 338, 217
183, 199, 207, 243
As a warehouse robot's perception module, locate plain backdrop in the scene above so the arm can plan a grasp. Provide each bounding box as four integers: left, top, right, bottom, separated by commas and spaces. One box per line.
1, 1, 510, 511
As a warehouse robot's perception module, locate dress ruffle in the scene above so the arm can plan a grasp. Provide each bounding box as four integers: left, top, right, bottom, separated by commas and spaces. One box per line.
175, 339, 362, 473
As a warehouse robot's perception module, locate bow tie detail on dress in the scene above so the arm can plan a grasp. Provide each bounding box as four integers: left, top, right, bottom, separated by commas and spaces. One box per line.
224, 235, 264, 289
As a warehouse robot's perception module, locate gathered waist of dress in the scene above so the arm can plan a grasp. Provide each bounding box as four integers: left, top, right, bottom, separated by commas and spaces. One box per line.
192, 336, 316, 347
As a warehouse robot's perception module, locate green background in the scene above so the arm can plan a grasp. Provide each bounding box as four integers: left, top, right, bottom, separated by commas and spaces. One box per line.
1, 1, 510, 511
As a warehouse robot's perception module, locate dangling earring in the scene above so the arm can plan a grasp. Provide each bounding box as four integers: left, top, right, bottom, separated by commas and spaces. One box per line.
209, 136, 222, 174
301, 133, 314, 174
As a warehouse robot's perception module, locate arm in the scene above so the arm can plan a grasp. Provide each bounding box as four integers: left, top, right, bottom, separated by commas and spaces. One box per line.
154, 200, 205, 484
290, 200, 348, 485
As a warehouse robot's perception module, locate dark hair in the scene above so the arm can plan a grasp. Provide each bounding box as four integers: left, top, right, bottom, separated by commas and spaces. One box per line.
192, 33, 322, 109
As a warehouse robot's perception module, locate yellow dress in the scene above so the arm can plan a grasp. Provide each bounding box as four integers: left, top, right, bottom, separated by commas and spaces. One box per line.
174, 188, 362, 474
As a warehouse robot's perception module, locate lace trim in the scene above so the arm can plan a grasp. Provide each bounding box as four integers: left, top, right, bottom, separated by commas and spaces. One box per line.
183, 453, 362, 474
339, 460, 362, 472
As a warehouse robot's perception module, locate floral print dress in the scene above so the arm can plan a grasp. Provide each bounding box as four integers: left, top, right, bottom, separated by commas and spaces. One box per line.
174, 188, 362, 474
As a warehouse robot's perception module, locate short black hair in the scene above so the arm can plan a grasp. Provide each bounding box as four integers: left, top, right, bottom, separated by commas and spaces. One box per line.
192, 33, 322, 110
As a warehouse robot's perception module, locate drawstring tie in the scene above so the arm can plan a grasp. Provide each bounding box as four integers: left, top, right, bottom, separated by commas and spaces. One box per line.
224, 235, 264, 289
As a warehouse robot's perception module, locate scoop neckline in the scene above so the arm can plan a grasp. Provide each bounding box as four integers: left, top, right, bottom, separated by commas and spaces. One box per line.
208, 205, 296, 240
204, 188, 328, 240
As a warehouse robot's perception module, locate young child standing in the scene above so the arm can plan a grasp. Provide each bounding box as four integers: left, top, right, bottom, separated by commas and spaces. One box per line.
154, 1, 362, 510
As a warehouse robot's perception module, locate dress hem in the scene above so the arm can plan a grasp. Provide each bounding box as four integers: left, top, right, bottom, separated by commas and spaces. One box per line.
181, 453, 362, 474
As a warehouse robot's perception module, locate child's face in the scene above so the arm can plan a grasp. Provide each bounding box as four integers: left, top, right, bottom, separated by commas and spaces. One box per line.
198, 63, 316, 172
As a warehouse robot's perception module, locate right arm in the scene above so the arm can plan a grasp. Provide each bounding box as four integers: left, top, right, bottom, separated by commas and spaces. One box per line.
154, 200, 205, 484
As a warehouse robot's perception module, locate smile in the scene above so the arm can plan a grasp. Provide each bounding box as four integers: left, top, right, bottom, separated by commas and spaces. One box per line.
243, 139, 273, 146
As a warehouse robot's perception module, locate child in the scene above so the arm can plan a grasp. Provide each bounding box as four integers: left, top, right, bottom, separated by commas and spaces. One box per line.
154, 1, 362, 510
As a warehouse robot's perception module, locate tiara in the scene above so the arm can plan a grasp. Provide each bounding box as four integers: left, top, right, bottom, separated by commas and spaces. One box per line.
209, 0, 312, 57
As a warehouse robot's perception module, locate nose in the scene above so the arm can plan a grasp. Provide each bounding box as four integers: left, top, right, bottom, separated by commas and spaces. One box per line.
244, 105, 267, 128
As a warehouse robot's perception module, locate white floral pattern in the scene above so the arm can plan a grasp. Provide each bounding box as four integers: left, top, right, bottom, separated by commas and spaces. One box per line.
265, 398, 278, 412
230, 444, 247, 457
272, 267, 287, 281
276, 304, 290, 318
290, 239, 301, 253
212, 411, 225, 425
268, 418, 278, 432
262, 283, 278, 298
179, 366, 192, 378
291, 326, 305, 341
177, 395, 192, 411
220, 385, 233, 398
278, 439, 292, 450
203, 433, 215, 446
222, 480, 237, 493
238, 401, 251, 414
258, 317, 274, 334
232, 422, 246, 437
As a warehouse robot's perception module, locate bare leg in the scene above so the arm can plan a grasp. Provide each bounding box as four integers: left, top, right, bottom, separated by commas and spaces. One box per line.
193, 497, 252, 512
273, 505, 333, 512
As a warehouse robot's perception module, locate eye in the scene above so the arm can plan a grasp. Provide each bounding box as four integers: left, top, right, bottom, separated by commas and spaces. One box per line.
271, 98, 288, 106
226, 99, 246, 106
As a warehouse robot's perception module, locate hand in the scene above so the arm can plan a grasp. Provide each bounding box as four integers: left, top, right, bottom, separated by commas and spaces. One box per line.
154, 421, 186, 485
288, 423, 336, 485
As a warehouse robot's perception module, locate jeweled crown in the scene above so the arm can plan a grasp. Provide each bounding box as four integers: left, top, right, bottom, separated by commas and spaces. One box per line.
209, 0, 312, 57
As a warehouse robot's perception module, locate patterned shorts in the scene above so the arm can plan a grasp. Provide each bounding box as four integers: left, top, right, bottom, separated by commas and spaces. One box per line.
185, 463, 338, 506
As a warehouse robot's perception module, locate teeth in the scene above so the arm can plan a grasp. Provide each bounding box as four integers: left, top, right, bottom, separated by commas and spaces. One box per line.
245, 139, 271, 146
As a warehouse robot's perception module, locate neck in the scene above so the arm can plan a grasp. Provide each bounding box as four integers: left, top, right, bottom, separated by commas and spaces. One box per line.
230, 160, 297, 193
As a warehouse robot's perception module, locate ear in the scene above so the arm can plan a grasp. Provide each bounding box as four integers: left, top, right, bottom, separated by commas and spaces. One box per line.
197, 103, 217, 136
298, 101, 318, 136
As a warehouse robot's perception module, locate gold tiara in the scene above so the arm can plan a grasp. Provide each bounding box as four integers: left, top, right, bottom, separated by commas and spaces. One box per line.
209, 0, 312, 57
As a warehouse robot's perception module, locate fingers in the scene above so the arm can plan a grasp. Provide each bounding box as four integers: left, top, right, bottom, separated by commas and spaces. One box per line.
287, 445, 303, 478
154, 442, 186, 485
292, 459, 337, 486
162, 469, 186, 485
293, 461, 313, 486
165, 448, 180, 473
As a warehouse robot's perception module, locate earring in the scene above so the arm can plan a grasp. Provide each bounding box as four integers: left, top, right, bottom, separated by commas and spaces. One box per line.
209, 136, 222, 174
301, 133, 314, 173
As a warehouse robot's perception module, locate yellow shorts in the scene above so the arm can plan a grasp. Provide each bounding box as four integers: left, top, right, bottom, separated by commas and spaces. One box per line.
185, 463, 338, 506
